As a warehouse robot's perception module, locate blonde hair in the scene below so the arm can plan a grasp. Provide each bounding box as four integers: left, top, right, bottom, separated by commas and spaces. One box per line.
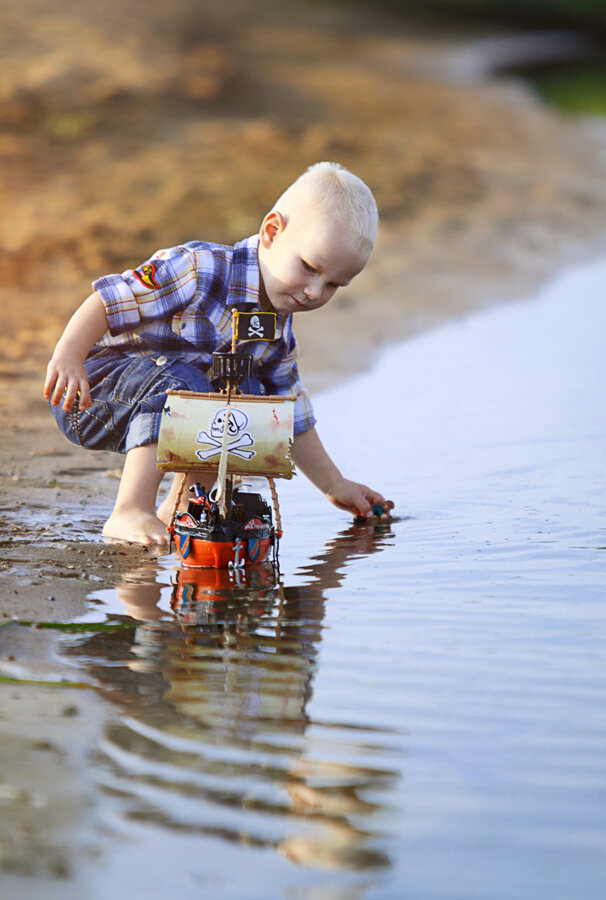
272, 161, 378, 248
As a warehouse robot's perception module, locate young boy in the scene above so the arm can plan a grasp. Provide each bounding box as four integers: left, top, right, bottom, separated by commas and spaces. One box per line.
44, 162, 387, 548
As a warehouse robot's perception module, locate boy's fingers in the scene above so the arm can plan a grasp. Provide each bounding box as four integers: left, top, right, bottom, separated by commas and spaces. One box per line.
354, 494, 394, 522
78, 381, 92, 409
354, 493, 373, 518
62, 382, 78, 412
368, 488, 386, 505
43, 367, 58, 400
355, 488, 381, 517
329, 482, 390, 519
50, 376, 67, 407
62, 376, 90, 412
45, 367, 90, 411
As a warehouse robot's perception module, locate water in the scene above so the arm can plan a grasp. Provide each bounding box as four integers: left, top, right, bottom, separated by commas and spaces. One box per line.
1, 258, 606, 899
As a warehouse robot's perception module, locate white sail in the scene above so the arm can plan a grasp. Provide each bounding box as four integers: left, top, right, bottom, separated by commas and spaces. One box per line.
157, 390, 295, 478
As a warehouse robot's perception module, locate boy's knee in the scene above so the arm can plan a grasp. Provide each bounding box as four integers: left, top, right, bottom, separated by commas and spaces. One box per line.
163, 364, 266, 397
160, 360, 214, 395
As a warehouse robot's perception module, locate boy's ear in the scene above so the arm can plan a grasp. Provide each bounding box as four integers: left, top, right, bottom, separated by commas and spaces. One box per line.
259, 211, 286, 247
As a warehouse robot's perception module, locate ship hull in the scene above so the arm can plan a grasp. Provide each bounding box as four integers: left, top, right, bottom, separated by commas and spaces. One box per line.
173, 528, 273, 569
170, 488, 275, 569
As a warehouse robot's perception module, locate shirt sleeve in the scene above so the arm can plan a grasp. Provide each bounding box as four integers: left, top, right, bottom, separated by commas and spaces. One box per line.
258, 321, 316, 436
93, 245, 199, 336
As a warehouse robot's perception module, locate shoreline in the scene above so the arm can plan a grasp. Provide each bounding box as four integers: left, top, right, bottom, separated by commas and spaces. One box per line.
1, 0, 606, 615
3, 239, 605, 622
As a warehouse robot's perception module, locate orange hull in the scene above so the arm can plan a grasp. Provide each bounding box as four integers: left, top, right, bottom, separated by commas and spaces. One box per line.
174, 532, 272, 569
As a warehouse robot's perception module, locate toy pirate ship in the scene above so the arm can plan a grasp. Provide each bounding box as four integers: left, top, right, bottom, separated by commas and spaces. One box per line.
157, 310, 294, 569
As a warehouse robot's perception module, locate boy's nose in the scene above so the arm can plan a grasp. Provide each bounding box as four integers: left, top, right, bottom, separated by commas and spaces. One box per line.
304, 281, 323, 301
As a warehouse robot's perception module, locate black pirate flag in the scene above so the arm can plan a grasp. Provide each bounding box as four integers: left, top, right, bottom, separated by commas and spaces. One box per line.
234, 311, 277, 342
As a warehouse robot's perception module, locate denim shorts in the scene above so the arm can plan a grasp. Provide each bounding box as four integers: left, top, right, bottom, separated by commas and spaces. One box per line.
50, 352, 266, 454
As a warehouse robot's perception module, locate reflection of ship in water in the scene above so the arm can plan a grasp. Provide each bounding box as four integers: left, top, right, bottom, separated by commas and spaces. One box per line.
64, 520, 400, 875
170, 560, 278, 625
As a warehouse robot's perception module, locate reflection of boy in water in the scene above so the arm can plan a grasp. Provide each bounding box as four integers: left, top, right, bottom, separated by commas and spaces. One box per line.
44, 162, 387, 548
73, 522, 395, 873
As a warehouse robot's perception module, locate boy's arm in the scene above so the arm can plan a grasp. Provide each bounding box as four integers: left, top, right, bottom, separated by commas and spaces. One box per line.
291, 426, 386, 518
44, 291, 109, 412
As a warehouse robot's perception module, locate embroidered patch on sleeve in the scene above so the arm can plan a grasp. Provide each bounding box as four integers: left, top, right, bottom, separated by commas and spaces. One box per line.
133, 263, 160, 289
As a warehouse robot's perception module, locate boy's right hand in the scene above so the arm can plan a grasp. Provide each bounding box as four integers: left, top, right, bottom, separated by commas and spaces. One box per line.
44, 357, 92, 412
42, 292, 108, 412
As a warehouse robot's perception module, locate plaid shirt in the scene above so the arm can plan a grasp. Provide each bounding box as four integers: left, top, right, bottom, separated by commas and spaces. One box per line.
92, 234, 315, 435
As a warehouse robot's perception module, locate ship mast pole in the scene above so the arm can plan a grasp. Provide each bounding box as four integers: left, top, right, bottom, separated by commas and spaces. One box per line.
216, 309, 238, 518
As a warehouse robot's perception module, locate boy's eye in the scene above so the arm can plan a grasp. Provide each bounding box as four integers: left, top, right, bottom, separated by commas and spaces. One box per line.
301, 260, 317, 273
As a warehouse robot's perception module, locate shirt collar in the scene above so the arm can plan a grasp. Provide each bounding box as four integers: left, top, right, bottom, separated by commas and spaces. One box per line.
228, 234, 291, 334
227, 235, 262, 308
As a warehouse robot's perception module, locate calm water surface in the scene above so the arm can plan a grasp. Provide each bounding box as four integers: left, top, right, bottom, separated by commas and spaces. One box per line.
2, 259, 606, 899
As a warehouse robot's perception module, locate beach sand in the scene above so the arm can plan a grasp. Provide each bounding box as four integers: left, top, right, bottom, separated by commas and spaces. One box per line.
1, 0, 606, 882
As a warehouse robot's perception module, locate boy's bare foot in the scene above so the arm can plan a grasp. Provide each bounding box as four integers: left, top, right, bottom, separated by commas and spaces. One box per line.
156, 472, 211, 526
102, 510, 170, 549
156, 496, 174, 526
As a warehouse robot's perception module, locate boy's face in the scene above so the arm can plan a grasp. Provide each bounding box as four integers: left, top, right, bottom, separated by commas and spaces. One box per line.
257, 210, 370, 315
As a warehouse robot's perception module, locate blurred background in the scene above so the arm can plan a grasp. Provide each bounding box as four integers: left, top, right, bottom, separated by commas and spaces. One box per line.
1, 0, 606, 387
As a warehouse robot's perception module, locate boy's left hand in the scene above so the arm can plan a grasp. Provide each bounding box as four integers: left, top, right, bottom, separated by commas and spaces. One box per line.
325, 478, 390, 519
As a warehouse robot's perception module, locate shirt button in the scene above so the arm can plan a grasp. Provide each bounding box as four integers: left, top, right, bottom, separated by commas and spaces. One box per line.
156, 356, 167, 366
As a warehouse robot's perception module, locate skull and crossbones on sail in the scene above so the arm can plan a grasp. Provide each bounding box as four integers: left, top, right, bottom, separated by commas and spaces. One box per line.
195, 407, 256, 461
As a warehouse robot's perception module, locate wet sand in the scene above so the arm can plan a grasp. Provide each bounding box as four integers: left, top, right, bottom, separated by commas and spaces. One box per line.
2, 0, 606, 886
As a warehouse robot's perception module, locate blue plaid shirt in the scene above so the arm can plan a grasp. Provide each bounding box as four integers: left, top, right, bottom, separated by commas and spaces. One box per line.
92, 234, 315, 435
